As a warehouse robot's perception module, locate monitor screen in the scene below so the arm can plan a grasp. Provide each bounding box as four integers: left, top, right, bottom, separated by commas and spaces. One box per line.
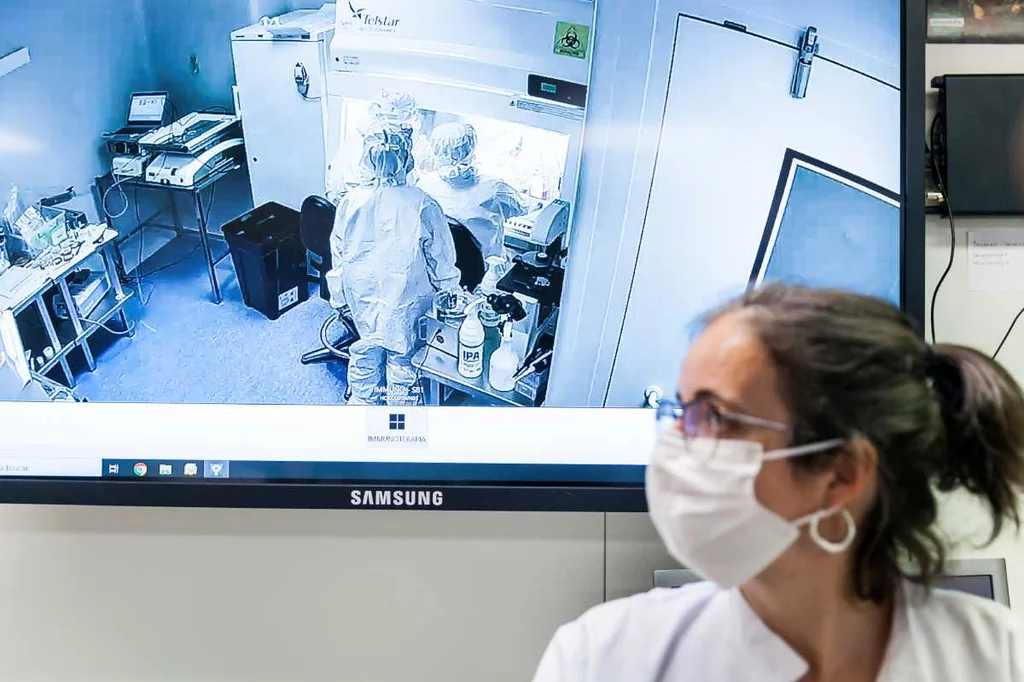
127, 93, 168, 124
943, 74, 1024, 214
0, 0, 923, 511
934, 574, 995, 600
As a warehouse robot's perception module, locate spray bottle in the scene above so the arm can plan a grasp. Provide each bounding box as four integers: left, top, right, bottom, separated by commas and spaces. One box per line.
458, 297, 487, 379
488, 322, 520, 392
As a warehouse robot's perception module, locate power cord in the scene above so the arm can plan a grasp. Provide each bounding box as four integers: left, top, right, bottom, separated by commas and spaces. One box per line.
101, 176, 132, 220
928, 114, 955, 346
137, 183, 217, 305
81, 316, 136, 337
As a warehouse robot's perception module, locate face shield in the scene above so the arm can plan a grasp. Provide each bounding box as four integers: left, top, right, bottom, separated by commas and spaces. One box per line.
370, 90, 420, 128
431, 122, 479, 183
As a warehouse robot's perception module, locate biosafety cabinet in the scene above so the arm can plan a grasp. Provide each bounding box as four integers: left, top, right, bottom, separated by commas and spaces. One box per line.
547, 0, 904, 407
326, 0, 596, 391
231, 5, 336, 211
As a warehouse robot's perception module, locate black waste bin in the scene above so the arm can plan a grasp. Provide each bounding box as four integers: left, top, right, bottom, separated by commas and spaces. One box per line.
223, 202, 310, 320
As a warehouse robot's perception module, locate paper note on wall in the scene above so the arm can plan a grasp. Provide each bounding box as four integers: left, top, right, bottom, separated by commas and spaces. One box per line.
968, 229, 1024, 292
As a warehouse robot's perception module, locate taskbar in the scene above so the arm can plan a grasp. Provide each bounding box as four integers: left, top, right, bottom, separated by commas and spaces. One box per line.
0, 458, 646, 485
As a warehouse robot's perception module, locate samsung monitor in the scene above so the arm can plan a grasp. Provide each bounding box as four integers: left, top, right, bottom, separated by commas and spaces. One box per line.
0, 0, 925, 512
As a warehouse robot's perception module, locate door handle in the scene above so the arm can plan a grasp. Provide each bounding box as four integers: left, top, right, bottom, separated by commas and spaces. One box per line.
791, 26, 820, 99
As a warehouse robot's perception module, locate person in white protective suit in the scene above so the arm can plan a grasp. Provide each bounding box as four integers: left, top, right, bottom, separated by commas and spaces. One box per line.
326, 90, 435, 203
417, 122, 528, 261
325, 124, 462, 406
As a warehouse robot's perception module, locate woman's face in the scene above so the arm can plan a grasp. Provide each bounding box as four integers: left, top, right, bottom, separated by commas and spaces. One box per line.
677, 311, 829, 526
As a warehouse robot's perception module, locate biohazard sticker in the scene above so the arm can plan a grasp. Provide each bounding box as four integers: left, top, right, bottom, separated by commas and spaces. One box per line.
554, 21, 590, 59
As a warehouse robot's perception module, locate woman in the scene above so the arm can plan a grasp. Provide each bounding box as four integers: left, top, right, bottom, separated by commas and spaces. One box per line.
534, 284, 1024, 681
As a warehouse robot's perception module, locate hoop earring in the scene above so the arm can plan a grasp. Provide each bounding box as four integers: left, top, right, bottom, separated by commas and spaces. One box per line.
810, 509, 856, 554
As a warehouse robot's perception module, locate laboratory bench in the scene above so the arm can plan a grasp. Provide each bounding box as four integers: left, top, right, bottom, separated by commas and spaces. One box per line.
0, 226, 135, 388
412, 318, 537, 407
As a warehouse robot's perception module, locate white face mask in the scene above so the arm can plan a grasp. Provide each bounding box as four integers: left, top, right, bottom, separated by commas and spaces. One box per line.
646, 428, 856, 589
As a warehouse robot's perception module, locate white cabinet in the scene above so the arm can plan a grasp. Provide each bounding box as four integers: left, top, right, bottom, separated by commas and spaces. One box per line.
231, 6, 335, 211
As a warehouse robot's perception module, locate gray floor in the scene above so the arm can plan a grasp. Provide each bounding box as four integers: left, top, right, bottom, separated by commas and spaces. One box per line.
74, 234, 350, 405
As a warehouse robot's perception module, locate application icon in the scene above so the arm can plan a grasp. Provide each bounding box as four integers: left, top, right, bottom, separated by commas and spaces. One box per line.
133, 463, 148, 477
159, 464, 173, 476
108, 464, 120, 475
183, 463, 199, 477
205, 461, 230, 479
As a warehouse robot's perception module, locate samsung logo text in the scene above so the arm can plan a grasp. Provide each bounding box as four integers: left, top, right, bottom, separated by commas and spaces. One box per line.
350, 490, 444, 508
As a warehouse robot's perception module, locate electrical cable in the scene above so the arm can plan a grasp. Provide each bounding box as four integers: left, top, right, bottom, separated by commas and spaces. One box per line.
415, 340, 449, 406
928, 114, 955, 345
319, 310, 356, 359
101, 176, 132, 220
81, 316, 136, 337
138, 183, 217, 306
993, 307, 1024, 359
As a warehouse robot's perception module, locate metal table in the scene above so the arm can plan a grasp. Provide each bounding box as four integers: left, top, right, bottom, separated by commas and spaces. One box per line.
0, 228, 135, 388
411, 343, 534, 407
114, 162, 241, 304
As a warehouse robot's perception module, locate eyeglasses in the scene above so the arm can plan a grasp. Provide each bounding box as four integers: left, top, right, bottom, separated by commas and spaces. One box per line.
656, 394, 789, 450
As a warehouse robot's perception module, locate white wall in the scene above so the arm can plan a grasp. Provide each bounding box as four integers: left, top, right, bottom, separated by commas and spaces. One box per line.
925, 42, 1024, 609
0, 507, 667, 682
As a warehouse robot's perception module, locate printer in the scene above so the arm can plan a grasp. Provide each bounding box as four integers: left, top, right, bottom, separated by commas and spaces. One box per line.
139, 112, 241, 155
141, 112, 245, 188
146, 139, 246, 188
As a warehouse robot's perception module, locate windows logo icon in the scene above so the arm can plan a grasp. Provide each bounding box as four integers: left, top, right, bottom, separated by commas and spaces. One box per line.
389, 414, 406, 431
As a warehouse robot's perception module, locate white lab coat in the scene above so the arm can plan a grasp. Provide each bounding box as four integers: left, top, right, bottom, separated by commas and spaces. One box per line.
533, 580, 1024, 681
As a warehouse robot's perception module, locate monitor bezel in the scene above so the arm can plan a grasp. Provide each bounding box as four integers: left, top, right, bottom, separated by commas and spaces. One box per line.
0, 1, 926, 513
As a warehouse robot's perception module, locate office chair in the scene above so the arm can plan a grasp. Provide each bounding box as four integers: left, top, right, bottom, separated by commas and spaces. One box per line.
299, 196, 358, 366
448, 219, 486, 292
300, 196, 336, 301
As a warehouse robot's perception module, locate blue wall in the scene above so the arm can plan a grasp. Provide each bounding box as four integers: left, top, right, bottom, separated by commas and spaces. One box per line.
140, 0, 323, 231
1, 1, 325, 230
0, 0, 153, 213
143, 0, 295, 113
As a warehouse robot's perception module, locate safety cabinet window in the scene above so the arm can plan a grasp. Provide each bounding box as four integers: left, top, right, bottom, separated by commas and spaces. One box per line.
336, 97, 571, 208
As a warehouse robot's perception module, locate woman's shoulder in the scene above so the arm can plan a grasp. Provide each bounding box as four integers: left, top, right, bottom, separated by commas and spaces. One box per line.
534, 582, 773, 681
905, 580, 1021, 632
892, 580, 1024, 677
547, 582, 721, 657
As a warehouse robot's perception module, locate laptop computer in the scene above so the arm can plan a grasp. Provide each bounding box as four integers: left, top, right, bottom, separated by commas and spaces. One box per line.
109, 91, 171, 136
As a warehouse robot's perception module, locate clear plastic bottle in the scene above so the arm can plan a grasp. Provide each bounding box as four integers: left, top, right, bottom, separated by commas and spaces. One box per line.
488, 324, 520, 393
458, 306, 486, 379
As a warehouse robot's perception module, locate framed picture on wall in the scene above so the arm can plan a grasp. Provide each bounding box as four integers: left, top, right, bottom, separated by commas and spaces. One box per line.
928, 0, 1024, 42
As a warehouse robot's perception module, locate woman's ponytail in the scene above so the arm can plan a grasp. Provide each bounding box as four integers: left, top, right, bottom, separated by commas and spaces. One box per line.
927, 344, 1024, 540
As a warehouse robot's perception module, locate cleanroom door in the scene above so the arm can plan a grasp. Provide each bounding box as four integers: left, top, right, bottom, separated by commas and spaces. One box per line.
604, 14, 899, 407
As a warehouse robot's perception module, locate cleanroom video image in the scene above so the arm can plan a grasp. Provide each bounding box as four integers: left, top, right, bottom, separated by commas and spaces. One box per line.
0, 0, 902, 409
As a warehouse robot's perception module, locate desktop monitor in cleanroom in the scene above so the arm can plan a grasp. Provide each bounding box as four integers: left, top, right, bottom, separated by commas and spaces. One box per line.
0, 0, 924, 512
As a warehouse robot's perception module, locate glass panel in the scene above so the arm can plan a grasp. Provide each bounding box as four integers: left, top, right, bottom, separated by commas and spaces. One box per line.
336, 97, 570, 208
758, 157, 901, 304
